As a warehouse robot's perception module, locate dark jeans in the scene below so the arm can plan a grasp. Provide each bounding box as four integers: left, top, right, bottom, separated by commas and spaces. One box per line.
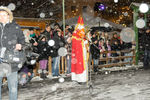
144, 50, 150, 69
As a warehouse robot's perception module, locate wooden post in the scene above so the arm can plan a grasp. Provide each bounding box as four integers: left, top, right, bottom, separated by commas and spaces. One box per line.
33, 62, 39, 76
65, 57, 67, 74
48, 56, 52, 75
133, 49, 136, 65
61, 57, 64, 74
106, 51, 108, 64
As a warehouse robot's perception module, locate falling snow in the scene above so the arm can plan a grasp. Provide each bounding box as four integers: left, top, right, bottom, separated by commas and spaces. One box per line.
136, 18, 146, 29
58, 47, 68, 56
120, 28, 135, 43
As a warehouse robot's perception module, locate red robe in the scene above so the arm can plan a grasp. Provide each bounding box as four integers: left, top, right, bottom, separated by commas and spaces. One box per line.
71, 32, 87, 82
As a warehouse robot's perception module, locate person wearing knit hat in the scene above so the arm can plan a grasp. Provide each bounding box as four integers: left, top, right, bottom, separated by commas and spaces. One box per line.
0, 6, 25, 100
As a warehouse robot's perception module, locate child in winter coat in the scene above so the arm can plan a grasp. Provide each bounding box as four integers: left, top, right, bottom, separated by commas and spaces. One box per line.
37, 35, 49, 79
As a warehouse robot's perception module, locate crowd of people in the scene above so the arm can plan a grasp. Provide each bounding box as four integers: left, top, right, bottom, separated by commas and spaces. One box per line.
0, 6, 138, 100
20, 22, 137, 84
18, 23, 74, 86
90, 31, 136, 72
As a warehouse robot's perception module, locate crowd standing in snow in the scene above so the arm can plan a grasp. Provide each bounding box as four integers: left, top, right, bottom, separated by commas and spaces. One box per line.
0, 6, 139, 100
21, 23, 136, 77
19, 22, 137, 85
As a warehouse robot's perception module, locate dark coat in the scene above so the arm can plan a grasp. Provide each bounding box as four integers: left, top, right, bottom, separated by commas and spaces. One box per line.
0, 21, 25, 72
0, 21, 24, 50
19, 62, 34, 74
124, 43, 132, 50
90, 37, 100, 59
143, 31, 150, 50
50, 34, 65, 57
41, 30, 51, 41
37, 41, 49, 60
111, 43, 120, 51
90, 43, 100, 59
110, 37, 120, 46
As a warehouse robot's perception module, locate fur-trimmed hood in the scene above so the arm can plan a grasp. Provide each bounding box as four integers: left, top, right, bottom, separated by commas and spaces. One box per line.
0, 6, 13, 23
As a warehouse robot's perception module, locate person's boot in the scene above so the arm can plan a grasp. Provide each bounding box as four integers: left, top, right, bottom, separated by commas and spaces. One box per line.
21, 84, 27, 88
43, 73, 48, 79
40, 72, 44, 79
94, 66, 98, 72
42, 70, 47, 79
143, 62, 149, 69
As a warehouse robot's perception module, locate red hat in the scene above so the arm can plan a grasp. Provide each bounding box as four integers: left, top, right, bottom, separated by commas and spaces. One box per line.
75, 16, 85, 38
75, 16, 84, 30
77, 16, 84, 25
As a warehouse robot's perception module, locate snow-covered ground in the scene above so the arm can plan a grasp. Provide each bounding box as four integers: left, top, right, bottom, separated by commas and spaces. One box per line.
2, 63, 150, 100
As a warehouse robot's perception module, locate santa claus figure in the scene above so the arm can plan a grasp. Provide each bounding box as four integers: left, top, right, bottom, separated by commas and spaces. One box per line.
71, 16, 89, 83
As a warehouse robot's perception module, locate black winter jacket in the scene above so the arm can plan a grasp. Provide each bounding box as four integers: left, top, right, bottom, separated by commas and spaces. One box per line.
0, 22, 24, 50
90, 43, 100, 59
0, 21, 25, 72
41, 30, 53, 41
37, 41, 49, 60
50, 34, 65, 57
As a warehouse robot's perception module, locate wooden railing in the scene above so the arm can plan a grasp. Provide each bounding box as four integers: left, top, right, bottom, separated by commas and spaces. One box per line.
33, 49, 136, 76
2, 49, 136, 83
33, 56, 68, 76
97, 49, 136, 68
